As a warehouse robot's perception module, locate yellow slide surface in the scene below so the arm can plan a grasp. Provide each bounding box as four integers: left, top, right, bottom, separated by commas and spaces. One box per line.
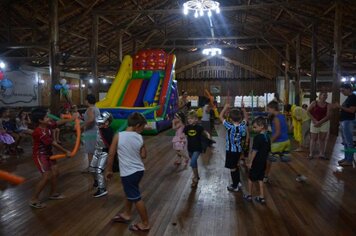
96, 55, 132, 108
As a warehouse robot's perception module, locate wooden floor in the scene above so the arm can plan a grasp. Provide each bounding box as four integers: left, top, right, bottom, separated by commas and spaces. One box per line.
1, 126, 356, 236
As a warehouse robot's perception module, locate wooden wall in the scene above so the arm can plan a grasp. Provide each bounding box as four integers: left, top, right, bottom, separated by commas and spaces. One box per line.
177, 78, 276, 96
39, 74, 83, 107
175, 48, 279, 79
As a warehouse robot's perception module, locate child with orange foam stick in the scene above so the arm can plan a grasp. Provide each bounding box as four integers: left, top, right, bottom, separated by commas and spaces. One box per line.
29, 108, 72, 209
0, 170, 25, 185
50, 118, 81, 160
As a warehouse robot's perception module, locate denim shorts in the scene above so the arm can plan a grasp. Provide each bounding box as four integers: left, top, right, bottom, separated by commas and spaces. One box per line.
121, 171, 144, 202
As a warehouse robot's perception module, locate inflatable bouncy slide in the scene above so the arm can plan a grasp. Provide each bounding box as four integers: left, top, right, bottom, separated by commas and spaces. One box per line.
96, 49, 178, 134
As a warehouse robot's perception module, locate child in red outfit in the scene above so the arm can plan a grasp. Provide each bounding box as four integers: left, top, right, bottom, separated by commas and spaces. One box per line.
29, 108, 72, 209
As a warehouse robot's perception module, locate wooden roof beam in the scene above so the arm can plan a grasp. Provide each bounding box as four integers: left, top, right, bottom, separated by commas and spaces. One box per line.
217, 55, 274, 79
148, 42, 285, 49
94, 1, 314, 15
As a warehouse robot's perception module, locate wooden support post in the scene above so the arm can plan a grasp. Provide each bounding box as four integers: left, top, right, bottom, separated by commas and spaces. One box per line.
49, 0, 61, 112
330, 2, 342, 135
90, 14, 99, 97
295, 34, 301, 105
310, 23, 318, 103
284, 44, 290, 104
118, 30, 123, 63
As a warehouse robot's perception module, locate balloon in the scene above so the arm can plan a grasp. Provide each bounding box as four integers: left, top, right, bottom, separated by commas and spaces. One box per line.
1, 79, 13, 89
60, 78, 67, 85
54, 84, 62, 90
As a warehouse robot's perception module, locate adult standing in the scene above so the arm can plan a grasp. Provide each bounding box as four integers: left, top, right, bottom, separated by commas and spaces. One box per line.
178, 91, 190, 114
333, 84, 356, 166
307, 92, 331, 159
82, 94, 101, 171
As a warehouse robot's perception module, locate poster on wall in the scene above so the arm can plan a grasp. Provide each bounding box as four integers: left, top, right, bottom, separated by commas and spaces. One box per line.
0, 70, 39, 107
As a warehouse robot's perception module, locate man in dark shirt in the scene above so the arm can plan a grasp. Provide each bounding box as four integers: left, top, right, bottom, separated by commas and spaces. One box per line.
334, 83, 356, 166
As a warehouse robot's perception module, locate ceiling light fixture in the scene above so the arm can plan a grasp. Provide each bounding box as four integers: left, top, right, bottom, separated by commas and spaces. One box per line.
0, 61, 6, 69
183, 0, 220, 18
202, 48, 222, 56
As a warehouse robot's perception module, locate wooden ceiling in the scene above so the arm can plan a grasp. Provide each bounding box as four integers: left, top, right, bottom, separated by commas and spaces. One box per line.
0, 0, 356, 76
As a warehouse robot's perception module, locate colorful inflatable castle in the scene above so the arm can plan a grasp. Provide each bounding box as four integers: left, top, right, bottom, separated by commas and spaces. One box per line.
96, 49, 178, 134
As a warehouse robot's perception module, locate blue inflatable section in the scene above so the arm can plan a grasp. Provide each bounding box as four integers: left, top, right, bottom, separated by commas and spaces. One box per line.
99, 108, 156, 119
143, 71, 161, 106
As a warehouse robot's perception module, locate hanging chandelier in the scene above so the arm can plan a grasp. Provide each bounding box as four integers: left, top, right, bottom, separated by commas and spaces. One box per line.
183, 0, 220, 18
202, 48, 222, 56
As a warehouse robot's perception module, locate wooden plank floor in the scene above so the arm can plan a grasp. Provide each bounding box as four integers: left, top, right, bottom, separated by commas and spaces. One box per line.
1, 126, 356, 236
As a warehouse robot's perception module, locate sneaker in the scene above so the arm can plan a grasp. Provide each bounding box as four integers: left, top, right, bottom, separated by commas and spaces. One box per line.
227, 184, 240, 192
280, 156, 291, 162
263, 176, 269, 183
268, 155, 278, 162
255, 196, 266, 204
93, 188, 108, 198
338, 160, 353, 167
296, 175, 307, 182
243, 194, 252, 202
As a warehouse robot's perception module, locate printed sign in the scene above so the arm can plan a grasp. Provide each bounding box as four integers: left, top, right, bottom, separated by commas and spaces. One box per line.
0, 70, 39, 107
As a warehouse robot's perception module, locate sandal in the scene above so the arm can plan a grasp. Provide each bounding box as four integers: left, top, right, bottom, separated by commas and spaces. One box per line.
129, 223, 150, 232
112, 214, 130, 223
29, 201, 46, 209
243, 194, 252, 202
191, 178, 199, 187
255, 196, 266, 204
49, 193, 65, 200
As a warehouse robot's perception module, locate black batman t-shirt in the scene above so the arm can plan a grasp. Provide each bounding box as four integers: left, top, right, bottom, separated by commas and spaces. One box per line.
184, 124, 204, 152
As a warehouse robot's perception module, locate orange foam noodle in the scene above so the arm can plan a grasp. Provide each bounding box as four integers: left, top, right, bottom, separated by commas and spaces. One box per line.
0, 170, 25, 185
61, 114, 72, 119
50, 118, 81, 160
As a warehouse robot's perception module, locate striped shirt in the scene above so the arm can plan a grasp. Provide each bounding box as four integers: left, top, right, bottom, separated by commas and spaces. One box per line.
223, 120, 247, 153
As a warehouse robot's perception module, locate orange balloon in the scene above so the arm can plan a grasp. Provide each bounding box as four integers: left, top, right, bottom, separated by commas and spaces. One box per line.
0, 170, 25, 185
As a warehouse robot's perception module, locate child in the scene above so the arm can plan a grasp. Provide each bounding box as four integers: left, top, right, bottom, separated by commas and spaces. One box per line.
0, 108, 21, 154
184, 110, 210, 187
264, 101, 291, 183
71, 105, 81, 120
219, 103, 247, 192
240, 120, 250, 163
29, 108, 72, 209
172, 111, 189, 166
106, 112, 150, 232
16, 110, 33, 135
244, 117, 270, 204
89, 111, 114, 198
0, 121, 15, 160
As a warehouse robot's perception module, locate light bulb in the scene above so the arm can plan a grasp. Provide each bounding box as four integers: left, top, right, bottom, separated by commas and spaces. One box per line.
200, 9, 204, 16
341, 78, 346, 82
183, 6, 188, 15
39, 79, 45, 84
103, 79, 107, 84
194, 10, 198, 18
89, 79, 93, 83
81, 84, 86, 88
208, 10, 212, 17
0, 61, 5, 69
351, 77, 355, 82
